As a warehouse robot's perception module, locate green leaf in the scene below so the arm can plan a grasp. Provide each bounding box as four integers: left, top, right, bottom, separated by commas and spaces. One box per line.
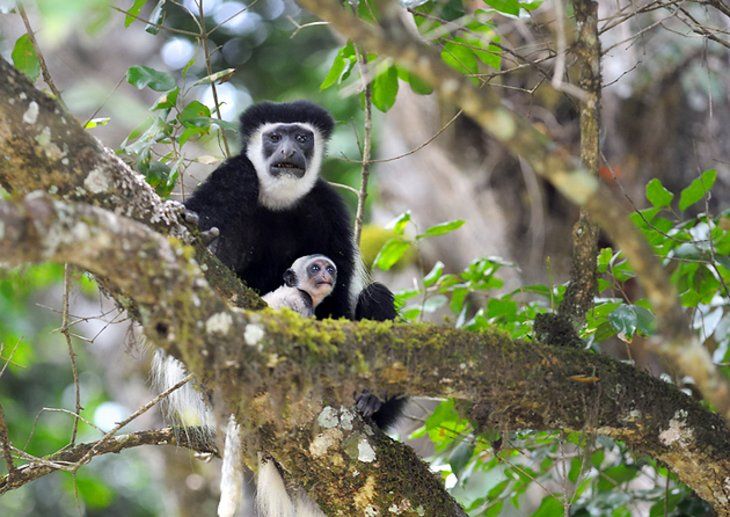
386, 211, 411, 235
371, 65, 399, 112
484, 0, 520, 16
320, 44, 355, 90
417, 219, 465, 239
532, 496, 563, 517
193, 68, 236, 86
608, 304, 655, 338
423, 261, 445, 287
151, 86, 179, 111
597, 465, 639, 492
472, 42, 502, 70
84, 117, 111, 129
679, 169, 717, 211
487, 479, 510, 500
448, 441, 474, 477
646, 178, 674, 208
178, 100, 212, 127
124, 0, 148, 27
145, 0, 166, 35
12, 34, 40, 82
373, 238, 411, 270
127, 65, 176, 91
405, 70, 433, 95
441, 42, 478, 76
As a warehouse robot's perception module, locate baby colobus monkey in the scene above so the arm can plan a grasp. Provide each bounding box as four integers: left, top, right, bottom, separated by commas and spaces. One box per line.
220, 255, 336, 517
262, 255, 337, 317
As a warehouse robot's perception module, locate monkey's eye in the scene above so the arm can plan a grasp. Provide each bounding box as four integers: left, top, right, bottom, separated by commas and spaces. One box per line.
269, 133, 281, 142
310, 264, 320, 272
296, 134, 310, 143
326, 266, 335, 274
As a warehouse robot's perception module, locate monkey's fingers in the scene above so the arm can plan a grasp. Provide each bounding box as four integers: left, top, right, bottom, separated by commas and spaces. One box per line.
183, 209, 200, 226
354, 389, 383, 418
200, 227, 220, 245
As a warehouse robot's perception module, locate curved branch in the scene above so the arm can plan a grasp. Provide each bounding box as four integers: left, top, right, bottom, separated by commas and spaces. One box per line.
0, 194, 727, 511
295, 0, 730, 424
0, 58, 263, 312
0, 427, 216, 494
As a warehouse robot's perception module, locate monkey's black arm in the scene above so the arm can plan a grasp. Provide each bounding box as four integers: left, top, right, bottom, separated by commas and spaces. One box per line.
184, 156, 258, 233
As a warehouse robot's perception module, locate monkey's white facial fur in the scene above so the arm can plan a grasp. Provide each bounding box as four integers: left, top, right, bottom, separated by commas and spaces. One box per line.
246, 122, 324, 210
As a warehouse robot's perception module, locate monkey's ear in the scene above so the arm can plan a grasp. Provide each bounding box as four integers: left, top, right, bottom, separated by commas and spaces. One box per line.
283, 269, 297, 287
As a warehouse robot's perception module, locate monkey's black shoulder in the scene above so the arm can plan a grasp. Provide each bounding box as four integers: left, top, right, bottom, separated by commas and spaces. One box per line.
239, 101, 335, 145
183, 154, 259, 233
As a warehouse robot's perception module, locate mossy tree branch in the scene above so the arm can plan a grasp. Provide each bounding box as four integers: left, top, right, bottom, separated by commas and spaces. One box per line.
296, 0, 730, 424
0, 58, 263, 312
0, 194, 728, 512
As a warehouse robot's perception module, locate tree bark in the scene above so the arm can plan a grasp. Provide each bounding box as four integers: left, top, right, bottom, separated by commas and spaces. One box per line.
0, 194, 728, 512
296, 0, 730, 426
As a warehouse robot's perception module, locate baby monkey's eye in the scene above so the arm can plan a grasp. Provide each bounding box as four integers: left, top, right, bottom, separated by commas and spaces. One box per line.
326, 266, 335, 274
311, 265, 320, 272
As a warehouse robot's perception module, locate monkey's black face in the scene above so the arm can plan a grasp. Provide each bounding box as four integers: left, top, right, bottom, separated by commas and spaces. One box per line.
262, 124, 315, 179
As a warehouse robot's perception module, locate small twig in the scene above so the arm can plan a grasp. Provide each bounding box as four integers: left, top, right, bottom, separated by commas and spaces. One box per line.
72, 373, 193, 470
0, 427, 216, 494
17, 4, 66, 108
60, 265, 82, 446
550, 0, 590, 101
197, 0, 231, 157
287, 17, 329, 38
328, 181, 360, 196
110, 5, 199, 36
0, 403, 16, 477
353, 45, 373, 246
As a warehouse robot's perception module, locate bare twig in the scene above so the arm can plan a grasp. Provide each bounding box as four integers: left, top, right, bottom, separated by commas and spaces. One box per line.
0, 403, 16, 477
110, 5, 199, 37
197, 0, 231, 157
551, 0, 591, 101
73, 373, 193, 470
16, 4, 66, 108
59, 264, 82, 446
353, 45, 373, 246
0, 427, 216, 494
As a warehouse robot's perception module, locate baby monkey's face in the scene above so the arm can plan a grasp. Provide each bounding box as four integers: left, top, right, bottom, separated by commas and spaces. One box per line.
284, 255, 337, 308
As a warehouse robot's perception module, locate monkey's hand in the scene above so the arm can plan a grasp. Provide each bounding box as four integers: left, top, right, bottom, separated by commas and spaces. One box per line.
354, 389, 383, 418
183, 209, 220, 246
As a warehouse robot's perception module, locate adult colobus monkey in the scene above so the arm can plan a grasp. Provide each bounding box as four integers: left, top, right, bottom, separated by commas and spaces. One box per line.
155, 101, 403, 516
184, 100, 395, 322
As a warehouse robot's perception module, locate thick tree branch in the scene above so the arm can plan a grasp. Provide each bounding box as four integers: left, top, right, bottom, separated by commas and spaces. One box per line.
0, 58, 263, 312
295, 0, 730, 424
0, 194, 728, 511
0, 427, 216, 494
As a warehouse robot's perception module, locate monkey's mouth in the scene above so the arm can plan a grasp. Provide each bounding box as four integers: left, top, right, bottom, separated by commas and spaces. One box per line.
270, 161, 306, 178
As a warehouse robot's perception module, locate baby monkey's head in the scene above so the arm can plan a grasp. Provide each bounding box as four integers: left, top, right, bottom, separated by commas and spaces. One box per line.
283, 254, 337, 308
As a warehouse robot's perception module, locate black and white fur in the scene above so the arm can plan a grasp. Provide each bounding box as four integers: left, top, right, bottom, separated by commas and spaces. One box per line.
183, 100, 396, 322
262, 254, 337, 317
155, 101, 402, 516
219, 255, 336, 517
